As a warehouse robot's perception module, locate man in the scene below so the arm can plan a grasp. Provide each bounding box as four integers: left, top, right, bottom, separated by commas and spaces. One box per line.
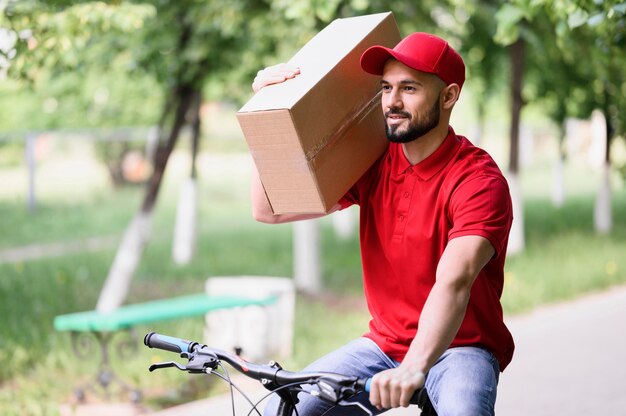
251, 32, 514, 416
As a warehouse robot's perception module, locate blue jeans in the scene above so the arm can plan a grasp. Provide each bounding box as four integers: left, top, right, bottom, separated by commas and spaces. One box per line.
263, 337, 500, 416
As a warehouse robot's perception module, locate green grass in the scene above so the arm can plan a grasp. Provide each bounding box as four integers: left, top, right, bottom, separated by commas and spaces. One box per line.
1, 143, 625, 415
502, 194, 626, 313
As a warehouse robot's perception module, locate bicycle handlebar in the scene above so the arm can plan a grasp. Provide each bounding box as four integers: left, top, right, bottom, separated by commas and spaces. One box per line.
145, 332, 336, 385
144, 332, 422, 411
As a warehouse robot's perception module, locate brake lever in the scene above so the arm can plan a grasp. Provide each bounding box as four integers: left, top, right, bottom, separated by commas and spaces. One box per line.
148, 349, 220, 374
186, 349, 219, 373
337, 400, 373, 416
149, 361, 188, 372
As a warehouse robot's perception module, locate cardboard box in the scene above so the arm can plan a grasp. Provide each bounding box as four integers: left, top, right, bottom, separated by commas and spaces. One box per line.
237, 12, 400, 214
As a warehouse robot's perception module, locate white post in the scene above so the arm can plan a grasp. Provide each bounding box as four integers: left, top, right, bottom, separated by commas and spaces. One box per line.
293, 219, 321, 294
594, 163, 612, 234
507, 172, 525, 255
552, 156, 565, 208
519, 124, 534, 168
590, 110, 612, 234
172, 178, 197, 264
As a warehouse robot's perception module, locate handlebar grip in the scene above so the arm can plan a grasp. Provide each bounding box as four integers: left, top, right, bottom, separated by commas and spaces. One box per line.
363, 378, 423, 406
365, 378, 372, 392
144, 332, 198, 354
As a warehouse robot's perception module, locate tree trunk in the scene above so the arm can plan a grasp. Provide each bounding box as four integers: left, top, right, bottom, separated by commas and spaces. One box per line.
96, 211, 152, 313
293, 219, 321, 294
507, 38, 525, 255
472, 100, 486, 147
594, 163, 612, 234
552, 121, 566, 208
509, 38, 524, 175
594, 106, 613, 234
173, 91, 202, 265
190, 91, 201, 180
96, 85, 197, 313
142, 86, 196, 213
507, 172, 525, 255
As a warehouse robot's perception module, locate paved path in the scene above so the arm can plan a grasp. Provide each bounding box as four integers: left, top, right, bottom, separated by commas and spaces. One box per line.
65, 285, 626, 415
0, 236, 118, 264
495, 284, 626, 415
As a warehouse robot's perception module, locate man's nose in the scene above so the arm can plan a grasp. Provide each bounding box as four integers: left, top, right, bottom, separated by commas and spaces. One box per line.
384, 90, 403, 111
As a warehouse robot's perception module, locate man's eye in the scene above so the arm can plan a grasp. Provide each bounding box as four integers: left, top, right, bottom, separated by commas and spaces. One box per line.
404, 86, 416, 92
381, 85, 392, 91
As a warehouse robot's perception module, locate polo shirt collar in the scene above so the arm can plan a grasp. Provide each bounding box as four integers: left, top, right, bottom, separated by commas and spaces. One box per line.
394, 126, 461, 181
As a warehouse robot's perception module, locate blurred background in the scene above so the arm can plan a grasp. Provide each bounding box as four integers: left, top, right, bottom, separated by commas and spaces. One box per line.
0, 1, 624, 415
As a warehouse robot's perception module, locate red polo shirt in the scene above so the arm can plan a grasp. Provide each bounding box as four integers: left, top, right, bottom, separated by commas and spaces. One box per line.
339, 127, 515, 371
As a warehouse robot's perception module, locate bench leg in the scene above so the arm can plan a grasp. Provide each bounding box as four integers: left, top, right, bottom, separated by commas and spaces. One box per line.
69, 329, 142, 403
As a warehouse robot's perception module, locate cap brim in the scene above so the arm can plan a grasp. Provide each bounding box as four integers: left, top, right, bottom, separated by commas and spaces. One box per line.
360, 45, 396, 75
360, 45, 436, 78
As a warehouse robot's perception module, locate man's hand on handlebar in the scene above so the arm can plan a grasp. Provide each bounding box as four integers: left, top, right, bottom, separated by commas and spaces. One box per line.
368, 364, 425, 410
252, 63, 301, 93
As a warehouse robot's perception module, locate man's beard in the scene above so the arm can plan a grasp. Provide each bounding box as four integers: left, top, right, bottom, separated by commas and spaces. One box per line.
385, 96, 441, 143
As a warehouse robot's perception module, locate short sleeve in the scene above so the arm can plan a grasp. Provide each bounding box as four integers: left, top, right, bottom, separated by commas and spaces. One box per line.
338, 186, 358, 210
337, 156, 382, 210
448, 175, 513, 257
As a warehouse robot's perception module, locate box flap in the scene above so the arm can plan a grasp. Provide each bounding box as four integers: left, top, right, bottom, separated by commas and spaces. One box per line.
239, 12, 394, 113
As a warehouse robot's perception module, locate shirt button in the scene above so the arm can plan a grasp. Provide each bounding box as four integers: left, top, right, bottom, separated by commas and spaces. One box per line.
399, 215, 405, 222
404, 192, 410, 198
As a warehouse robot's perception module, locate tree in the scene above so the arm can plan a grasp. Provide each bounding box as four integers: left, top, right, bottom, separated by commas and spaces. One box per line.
0, 1, 163, 187
1, 0, 280, 311
453, 1, 508, 146
497, 0, 626, 234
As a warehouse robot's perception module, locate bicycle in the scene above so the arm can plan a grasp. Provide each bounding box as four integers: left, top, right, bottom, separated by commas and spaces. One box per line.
144, 331, 432, 416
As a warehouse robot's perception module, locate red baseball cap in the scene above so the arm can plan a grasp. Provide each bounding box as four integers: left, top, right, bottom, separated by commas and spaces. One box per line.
360, 32, 465, 89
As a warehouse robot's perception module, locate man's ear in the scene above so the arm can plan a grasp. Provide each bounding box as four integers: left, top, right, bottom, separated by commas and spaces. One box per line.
441, 84, 461, 110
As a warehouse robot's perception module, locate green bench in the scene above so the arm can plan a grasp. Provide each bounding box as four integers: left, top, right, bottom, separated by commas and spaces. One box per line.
54, 293, 275, 332
54, 293, 276, 402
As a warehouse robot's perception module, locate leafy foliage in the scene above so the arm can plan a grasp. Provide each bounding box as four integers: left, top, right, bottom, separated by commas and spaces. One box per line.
1, 1, 155, 81
495, 0, 626, 136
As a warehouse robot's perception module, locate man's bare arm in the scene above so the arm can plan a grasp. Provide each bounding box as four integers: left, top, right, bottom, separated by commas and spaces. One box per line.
369, 235, 495, 409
